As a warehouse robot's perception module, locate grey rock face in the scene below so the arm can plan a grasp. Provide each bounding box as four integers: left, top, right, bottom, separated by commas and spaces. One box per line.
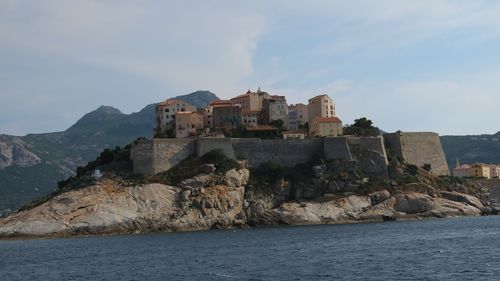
0, 138, 41, 169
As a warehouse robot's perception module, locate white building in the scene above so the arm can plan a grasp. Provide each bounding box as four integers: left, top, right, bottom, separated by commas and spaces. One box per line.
155, 99, 197, 135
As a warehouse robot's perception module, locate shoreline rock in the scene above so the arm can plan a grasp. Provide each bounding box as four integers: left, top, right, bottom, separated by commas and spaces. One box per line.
0, 174, 487, 239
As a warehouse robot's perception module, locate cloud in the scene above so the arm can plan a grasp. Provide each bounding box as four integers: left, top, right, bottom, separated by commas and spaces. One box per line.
0, 0, 267, 134
1, 1, 500, 135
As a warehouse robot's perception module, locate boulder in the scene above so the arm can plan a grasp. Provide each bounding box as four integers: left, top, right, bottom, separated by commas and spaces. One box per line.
368, 190, 391, 205
440, 191, 484, 209
223, 168, 250, 187
430, 198, 481, 217
394, 192, 435, 214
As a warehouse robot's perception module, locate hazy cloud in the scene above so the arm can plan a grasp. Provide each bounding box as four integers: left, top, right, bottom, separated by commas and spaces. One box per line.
1, 1, 499, 135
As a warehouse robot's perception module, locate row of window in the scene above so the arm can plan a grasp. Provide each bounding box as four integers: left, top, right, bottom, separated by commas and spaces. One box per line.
165, 108, 186, 113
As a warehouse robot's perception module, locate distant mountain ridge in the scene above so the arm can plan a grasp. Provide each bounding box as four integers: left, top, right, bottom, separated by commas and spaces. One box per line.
0, 90, 219, 210
441, 132, 500, 170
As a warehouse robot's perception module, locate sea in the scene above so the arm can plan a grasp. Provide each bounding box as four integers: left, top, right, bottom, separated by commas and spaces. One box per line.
1, 216, 500, 281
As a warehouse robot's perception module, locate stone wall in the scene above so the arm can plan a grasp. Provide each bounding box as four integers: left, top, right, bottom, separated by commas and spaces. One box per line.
130, 133, 446, 177
130, 139, 195, 175
384, 132, 450, 176
323, 137, 352, 160
347, 136, 389, 178
196, 138, 236, 159
231, 138, 323, 168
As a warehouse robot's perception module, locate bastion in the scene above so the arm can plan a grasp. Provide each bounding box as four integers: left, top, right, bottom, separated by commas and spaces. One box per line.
384, 132, 450, 176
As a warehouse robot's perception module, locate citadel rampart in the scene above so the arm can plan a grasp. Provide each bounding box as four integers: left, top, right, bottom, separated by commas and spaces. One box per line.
131, 136, 392, 177
384, 132, 450, 176
130, 139, 195, 175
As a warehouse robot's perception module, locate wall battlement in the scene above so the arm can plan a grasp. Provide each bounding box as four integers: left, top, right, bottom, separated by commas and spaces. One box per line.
131, 132, 448, 177
131, 136, 390, 177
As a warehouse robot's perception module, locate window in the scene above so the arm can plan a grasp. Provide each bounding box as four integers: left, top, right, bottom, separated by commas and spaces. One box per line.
165, 108, 169, 112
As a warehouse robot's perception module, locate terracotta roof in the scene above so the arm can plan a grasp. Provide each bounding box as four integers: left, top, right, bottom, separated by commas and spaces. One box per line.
212, 103, 240, 109
210, 100, 232, 106
314, 116, 342, 123
309, 94, 329, 100
247, 125, 278, 131
231, 92, 251, 100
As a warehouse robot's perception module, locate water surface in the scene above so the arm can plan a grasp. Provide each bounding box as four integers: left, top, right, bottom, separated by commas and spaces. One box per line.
1, 216, 500, 280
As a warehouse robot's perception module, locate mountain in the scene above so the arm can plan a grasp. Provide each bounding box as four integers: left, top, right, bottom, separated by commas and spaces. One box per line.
0, 91, 219, 210
441, 132, 500, 170
173, 90, 219, 108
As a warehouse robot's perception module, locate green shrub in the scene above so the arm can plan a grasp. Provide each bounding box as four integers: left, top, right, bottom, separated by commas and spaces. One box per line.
406, 164, 419, 176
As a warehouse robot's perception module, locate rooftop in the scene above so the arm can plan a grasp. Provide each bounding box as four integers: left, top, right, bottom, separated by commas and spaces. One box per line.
314, 116, 342, 123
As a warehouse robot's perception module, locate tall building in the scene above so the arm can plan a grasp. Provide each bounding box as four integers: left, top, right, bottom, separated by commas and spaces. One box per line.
155, 99, 197, 135
286, 103, 308, 130
262, 95, 287, 125
211, 100, 241, 131
307, 94, 336, 123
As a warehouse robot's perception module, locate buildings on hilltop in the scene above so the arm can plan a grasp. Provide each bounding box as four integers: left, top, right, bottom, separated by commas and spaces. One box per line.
154, 88, 344, 139
262, 95, 288, 125
307, 94, 336, 123
155, 99, 197, 136
211, 100, 241, 131
230, 88, 270, 112
175, 111, 203, 138
286, 103, 308, 131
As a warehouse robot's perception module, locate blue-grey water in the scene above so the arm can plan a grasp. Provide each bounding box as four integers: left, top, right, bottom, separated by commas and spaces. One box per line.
1, 216, 500, 281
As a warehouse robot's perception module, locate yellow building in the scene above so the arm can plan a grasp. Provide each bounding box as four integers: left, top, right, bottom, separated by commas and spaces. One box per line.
175, 111, 203, 138
309, 116, 343, 137
471, 163, 491, 179
490, 165, 500, 179
307, 94, 336, 123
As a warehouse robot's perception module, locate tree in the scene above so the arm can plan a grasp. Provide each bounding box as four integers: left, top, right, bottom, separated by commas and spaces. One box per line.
343, 117, 379, 137
270, 119, 284, 130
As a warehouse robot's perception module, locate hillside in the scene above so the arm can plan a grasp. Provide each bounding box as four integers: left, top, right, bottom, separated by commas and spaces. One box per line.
0, 91, 219, 211
441, 132, 500, 170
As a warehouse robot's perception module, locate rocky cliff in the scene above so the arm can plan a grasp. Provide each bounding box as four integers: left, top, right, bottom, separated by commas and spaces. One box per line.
0, 156, 494, 239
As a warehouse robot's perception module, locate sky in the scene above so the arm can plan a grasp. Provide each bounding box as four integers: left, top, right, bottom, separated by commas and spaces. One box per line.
1, 0, 499, 136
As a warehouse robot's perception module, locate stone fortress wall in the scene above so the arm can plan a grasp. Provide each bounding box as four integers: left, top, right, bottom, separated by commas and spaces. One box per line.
130, 139, 195, 175
384, 132, 450, 176
131, 132, 449, 177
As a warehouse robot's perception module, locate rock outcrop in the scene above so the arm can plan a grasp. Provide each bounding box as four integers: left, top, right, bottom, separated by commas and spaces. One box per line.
0, 137, 41, 169
0, 160, 490, 239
